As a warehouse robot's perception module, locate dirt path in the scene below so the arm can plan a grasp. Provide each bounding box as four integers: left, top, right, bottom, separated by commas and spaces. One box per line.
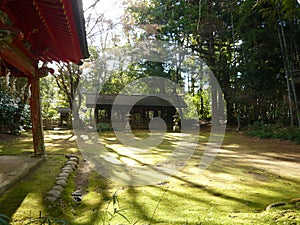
219, 132, 300, 178
74, 159, 92, 195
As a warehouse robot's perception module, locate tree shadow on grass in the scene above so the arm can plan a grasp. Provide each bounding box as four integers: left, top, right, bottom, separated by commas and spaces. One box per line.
0, 155, 65, 220
1, 130, 299, 224
83, 130, 300, 223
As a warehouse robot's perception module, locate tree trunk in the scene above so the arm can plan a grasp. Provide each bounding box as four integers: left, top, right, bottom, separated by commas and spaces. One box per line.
29, 77, 45, 155
277, 21, 294, 126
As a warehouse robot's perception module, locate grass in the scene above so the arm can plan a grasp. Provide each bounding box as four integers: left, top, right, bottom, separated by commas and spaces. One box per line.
0, 130, 79, 224
0, 129, 299, 224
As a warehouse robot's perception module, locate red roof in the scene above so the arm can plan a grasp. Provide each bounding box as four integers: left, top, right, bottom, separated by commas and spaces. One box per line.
0, 0, 89, 75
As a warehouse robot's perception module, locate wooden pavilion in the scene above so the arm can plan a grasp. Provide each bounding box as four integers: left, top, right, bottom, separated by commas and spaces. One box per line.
0, 0, 89, 155
86, 93, 187, 130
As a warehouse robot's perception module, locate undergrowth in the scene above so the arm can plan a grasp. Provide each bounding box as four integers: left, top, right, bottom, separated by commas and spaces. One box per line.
246, 122, 300, 143
0, 214, 10, 225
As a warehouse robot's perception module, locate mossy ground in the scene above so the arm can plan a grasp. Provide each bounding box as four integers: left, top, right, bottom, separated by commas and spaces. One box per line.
0, 130, 299, 224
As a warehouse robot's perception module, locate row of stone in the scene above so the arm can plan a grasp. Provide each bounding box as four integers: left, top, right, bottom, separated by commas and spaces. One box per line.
46, 154, 79, 202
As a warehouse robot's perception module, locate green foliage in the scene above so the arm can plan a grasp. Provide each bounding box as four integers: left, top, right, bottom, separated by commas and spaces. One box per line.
100, 71, 133, 95
0, 214, 10, 225
96, 123, 111, 132
247, 122, 300, 143
102, 191, 131, 225
183, 92, 211, 120
26, 215, 68, 225
98, 59, 185, 95
40, 75, 60, 121
125, 0, 300, 127
0, 90, 31, 134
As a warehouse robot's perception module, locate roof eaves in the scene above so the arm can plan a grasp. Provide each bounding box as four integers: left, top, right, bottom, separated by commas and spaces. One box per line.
71, 0, 89, 60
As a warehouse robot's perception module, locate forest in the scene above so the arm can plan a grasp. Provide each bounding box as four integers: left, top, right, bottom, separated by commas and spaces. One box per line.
122, 0, 300, 128
0, 0, 300, 138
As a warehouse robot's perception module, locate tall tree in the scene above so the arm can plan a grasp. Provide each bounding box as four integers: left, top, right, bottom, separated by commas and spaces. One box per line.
127, 0, 238, 123
254, 0, 300, 126
125, 0, 300, 126
52, 63, 83, 128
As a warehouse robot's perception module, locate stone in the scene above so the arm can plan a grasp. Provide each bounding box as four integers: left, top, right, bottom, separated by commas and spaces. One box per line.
65, 154, 72, 159
62, 169, 73, 174
290, 198, 300, 204
69, 157, 79, 163
64, 163, 77, 170
71, 190, 82, 203
46, 196, 57, 202
52, 185, 64, 192
56, 180, 67, 187
63, 165, 74, 171
65, 161, 77, 166
65, 154, 79, 160
71, 190, 81, 196
55, 177, 68, 182
58, 172, 70, 178
66, 165, 76, 170
72, 196, 82, 203
266, 202, 286, 211
48, 189, 62, 198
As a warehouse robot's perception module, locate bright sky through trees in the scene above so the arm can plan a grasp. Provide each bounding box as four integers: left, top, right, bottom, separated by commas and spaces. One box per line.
82, 0, 125, 45
83, 0, 124, 20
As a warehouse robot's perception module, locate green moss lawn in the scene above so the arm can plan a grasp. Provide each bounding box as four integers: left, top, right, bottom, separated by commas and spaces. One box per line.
0, 130, 299, 224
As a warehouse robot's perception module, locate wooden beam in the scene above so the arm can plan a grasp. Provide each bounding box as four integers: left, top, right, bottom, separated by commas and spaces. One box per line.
29, 77, 45, 155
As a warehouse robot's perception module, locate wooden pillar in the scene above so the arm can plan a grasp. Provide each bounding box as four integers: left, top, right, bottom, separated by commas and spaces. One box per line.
94, 106, 99, 124
29, 77, 45, 155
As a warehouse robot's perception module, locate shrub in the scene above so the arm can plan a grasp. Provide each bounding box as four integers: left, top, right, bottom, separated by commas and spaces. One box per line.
96, 123, 111, 132
0, 91, 31, 134
246, 122, 300, 144
0, 214, 10, 225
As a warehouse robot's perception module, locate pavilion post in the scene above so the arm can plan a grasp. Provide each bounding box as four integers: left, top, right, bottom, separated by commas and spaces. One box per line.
29, 77, 45, 155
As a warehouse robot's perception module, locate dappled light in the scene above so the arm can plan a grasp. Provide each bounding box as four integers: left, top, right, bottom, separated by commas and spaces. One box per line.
0, 130, 299, 224
12, 193, 45, 222
1, 0, 299, 223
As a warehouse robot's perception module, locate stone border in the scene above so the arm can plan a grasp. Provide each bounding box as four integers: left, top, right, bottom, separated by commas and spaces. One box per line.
45, 154, 79, 202
265, 198, 300, 211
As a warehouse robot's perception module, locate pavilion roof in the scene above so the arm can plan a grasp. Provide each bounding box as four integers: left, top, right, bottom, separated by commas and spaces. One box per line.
86, 94, 188, 108
0, 0, 89, 76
